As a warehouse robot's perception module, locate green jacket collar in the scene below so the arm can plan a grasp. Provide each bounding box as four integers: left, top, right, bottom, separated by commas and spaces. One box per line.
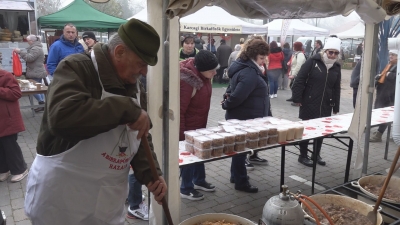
92, 43, 138, 96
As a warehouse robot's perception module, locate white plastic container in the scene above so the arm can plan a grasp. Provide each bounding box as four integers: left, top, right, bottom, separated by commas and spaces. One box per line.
246, 138, 259, 149
207, 134, 224, 147
254, 126, 269, 138
277, 127, 288, 143
184, 131, 201, 144
242, 128, 259, 140
193, 136, 212, 149
193, 146, 212, 159
184, 142, 194, 154
212, 146, 224, 157
258, 137, 268, 147
294, 124, 305, 139
223, 143, 235, 154
218, 132, 236, 145
234, 141, 246, 152
230, 130, 247, 142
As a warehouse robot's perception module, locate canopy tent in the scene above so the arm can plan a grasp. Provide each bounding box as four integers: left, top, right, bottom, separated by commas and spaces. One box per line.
333, 21, 366, 39
37, 0, 127, 31
264, 19, 330, 36
130, 6, 267, 34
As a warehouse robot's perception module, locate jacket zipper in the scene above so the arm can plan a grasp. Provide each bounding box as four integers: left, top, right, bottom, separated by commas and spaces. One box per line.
320, 65, 329, 117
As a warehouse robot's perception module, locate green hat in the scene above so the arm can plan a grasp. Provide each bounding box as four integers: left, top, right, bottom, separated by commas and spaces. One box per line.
118, 18, 160, 66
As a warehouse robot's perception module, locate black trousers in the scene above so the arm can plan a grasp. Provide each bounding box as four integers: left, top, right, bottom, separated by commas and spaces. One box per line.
0, 133, 27, 175
299, 138, 324, 157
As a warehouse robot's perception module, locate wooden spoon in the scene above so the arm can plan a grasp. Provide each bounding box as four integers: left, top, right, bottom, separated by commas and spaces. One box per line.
367, 145, 400, 224
141, 137, 174, 225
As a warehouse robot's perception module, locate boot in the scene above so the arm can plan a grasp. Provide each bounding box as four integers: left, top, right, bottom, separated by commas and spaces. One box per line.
298, 155, 313, 167
369, 131, 383, 142
311, 154, 326, 166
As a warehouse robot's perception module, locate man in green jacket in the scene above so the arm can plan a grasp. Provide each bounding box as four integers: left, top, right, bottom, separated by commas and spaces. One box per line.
25, 19, 167, 225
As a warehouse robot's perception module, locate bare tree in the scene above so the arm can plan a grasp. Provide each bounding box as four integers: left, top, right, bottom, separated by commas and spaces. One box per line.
84, 0, 124, 18
36, 0, 63, 17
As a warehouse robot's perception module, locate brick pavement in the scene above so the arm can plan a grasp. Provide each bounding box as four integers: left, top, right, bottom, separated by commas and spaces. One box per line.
1, 69, 399, 225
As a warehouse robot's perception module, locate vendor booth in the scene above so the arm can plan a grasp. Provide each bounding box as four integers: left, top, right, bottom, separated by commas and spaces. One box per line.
37, 0, 126, 50
0, 1, 34, 73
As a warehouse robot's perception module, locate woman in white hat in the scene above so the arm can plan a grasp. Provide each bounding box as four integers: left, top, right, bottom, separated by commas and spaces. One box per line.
291, 37, 342, 167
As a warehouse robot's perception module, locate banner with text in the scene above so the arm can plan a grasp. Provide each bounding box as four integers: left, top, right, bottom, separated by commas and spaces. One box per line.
180, 23, 243, 34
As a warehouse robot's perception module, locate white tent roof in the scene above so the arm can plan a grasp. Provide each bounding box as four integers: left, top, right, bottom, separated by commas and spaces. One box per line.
130, 6, 267, 34
264, 19, 330, 36
333, 21, 365, 39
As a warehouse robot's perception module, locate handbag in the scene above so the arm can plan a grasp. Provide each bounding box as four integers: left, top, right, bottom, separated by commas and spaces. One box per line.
12, 51, 22, 77
222, 68, 229, 80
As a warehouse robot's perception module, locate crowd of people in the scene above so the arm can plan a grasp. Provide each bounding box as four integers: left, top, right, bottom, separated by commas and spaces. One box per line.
1, 15, 398, 224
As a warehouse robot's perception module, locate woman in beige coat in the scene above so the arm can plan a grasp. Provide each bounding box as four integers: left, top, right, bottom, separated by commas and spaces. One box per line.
286, 41, 306, 104
14, 35, 48, 112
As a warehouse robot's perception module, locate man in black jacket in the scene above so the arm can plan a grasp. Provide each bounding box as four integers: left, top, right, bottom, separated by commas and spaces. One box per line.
216, 39, 232, 84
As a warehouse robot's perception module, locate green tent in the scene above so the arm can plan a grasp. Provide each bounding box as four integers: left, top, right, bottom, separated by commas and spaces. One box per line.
38, 0, 127, 31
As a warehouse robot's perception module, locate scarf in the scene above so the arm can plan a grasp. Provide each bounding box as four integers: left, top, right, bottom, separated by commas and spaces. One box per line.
322, 52, 337, 70
378, 63, 392, 84
251, 59, 265, 74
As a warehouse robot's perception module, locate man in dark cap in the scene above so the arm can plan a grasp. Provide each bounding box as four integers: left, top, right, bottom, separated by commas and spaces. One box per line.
24, 18, 167, 225
180, 50, 219, 200
82, 31, 98, 52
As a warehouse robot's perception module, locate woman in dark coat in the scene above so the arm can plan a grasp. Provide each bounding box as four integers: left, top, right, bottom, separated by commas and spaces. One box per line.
221, 37, 271, 193
180, 50, 219, 200
291, 37, 342, 167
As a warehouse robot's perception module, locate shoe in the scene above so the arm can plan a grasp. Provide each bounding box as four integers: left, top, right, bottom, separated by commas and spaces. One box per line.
230, 175, 249, 183
0, 171, 10, 182
311, 154, 326, 166
180, 190, 204, 201
249, 154, 268, 165
269, 95, 273, 99
11, 169, 28, 182
286, 97, 293, 102
274, 94, 277, 98
291, 102, 299, 107
38, 101, 45, 105
245, 158, 254, 171
127, 202, 149, 220
34, 107, 44, 112
193, 182, 215, 192
298, 156, 313, 167
369, 131, 383, 142
235, 183, 258, 193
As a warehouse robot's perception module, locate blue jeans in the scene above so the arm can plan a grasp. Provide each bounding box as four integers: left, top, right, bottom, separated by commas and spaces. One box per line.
230, 154, 248, 188
30, 78, 45, 103
268, 69, 281, 95
128, 174, 143, 209
180, 163, 206, 194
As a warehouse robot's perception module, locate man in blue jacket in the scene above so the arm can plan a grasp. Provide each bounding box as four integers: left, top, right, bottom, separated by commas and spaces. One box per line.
46, 23, 84, 76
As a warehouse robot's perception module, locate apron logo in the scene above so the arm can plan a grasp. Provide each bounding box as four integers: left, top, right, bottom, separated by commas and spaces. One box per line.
111, 129, 131, 158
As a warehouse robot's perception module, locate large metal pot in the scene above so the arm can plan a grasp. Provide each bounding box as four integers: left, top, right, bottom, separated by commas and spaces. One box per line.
301, 194, 383, 225
179, 213, 256, 225
351, 174, 400, 204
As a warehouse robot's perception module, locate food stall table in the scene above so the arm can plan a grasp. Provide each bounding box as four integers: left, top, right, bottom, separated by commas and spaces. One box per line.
20, 80, 47, 117
179, 107, 394, 193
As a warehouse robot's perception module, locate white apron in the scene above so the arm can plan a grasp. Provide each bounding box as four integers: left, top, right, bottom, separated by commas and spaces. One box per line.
25, 51, 142, 225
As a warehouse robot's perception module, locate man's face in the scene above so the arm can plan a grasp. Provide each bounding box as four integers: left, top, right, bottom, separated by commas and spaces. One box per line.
315, 42, 320, 48
114, 47, 148, 84
84, 37, 95, 48
63, 26, 77, 42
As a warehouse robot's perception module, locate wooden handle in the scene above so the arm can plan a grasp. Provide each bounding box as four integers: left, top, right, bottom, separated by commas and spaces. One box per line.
374, 145, 400, 212
141, 137, 174, 225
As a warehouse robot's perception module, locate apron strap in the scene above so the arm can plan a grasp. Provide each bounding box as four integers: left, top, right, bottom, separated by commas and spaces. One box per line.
90, 50, 141, 107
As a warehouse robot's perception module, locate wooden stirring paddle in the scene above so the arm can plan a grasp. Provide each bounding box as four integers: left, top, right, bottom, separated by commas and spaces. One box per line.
141, 137, 174, 225
368, 145, 400, 224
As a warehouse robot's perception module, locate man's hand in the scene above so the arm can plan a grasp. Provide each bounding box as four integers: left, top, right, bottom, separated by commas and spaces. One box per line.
293, 102, 302, 106
289, 75, 294, 79
147, 176, 167, 205
14, 48, 21, 53
127, 110, 150, 139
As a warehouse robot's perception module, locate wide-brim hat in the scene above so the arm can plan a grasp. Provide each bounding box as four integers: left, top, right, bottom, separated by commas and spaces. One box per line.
118, 18, 160, 66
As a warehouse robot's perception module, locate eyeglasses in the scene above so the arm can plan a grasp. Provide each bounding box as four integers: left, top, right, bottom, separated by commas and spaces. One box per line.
327, 50, 340, 56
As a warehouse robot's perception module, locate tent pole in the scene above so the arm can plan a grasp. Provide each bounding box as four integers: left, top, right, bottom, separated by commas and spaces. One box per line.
362, 23, 380, 174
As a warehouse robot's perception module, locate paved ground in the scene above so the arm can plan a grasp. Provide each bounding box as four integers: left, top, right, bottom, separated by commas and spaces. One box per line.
1, 69, 399, 225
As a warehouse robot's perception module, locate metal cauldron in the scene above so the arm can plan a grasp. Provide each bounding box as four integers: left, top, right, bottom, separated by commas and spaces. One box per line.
179, 213, 255, 225
260, 185, 304, 225
351, 174, 400, 204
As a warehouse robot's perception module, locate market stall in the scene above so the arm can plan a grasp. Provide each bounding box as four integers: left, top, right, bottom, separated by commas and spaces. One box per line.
0, 1, 34, 73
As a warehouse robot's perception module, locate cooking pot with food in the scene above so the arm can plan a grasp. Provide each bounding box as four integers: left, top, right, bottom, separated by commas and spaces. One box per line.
351, 175, 400, 204
301, 194, 383, 225
179, 213, 255, 225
